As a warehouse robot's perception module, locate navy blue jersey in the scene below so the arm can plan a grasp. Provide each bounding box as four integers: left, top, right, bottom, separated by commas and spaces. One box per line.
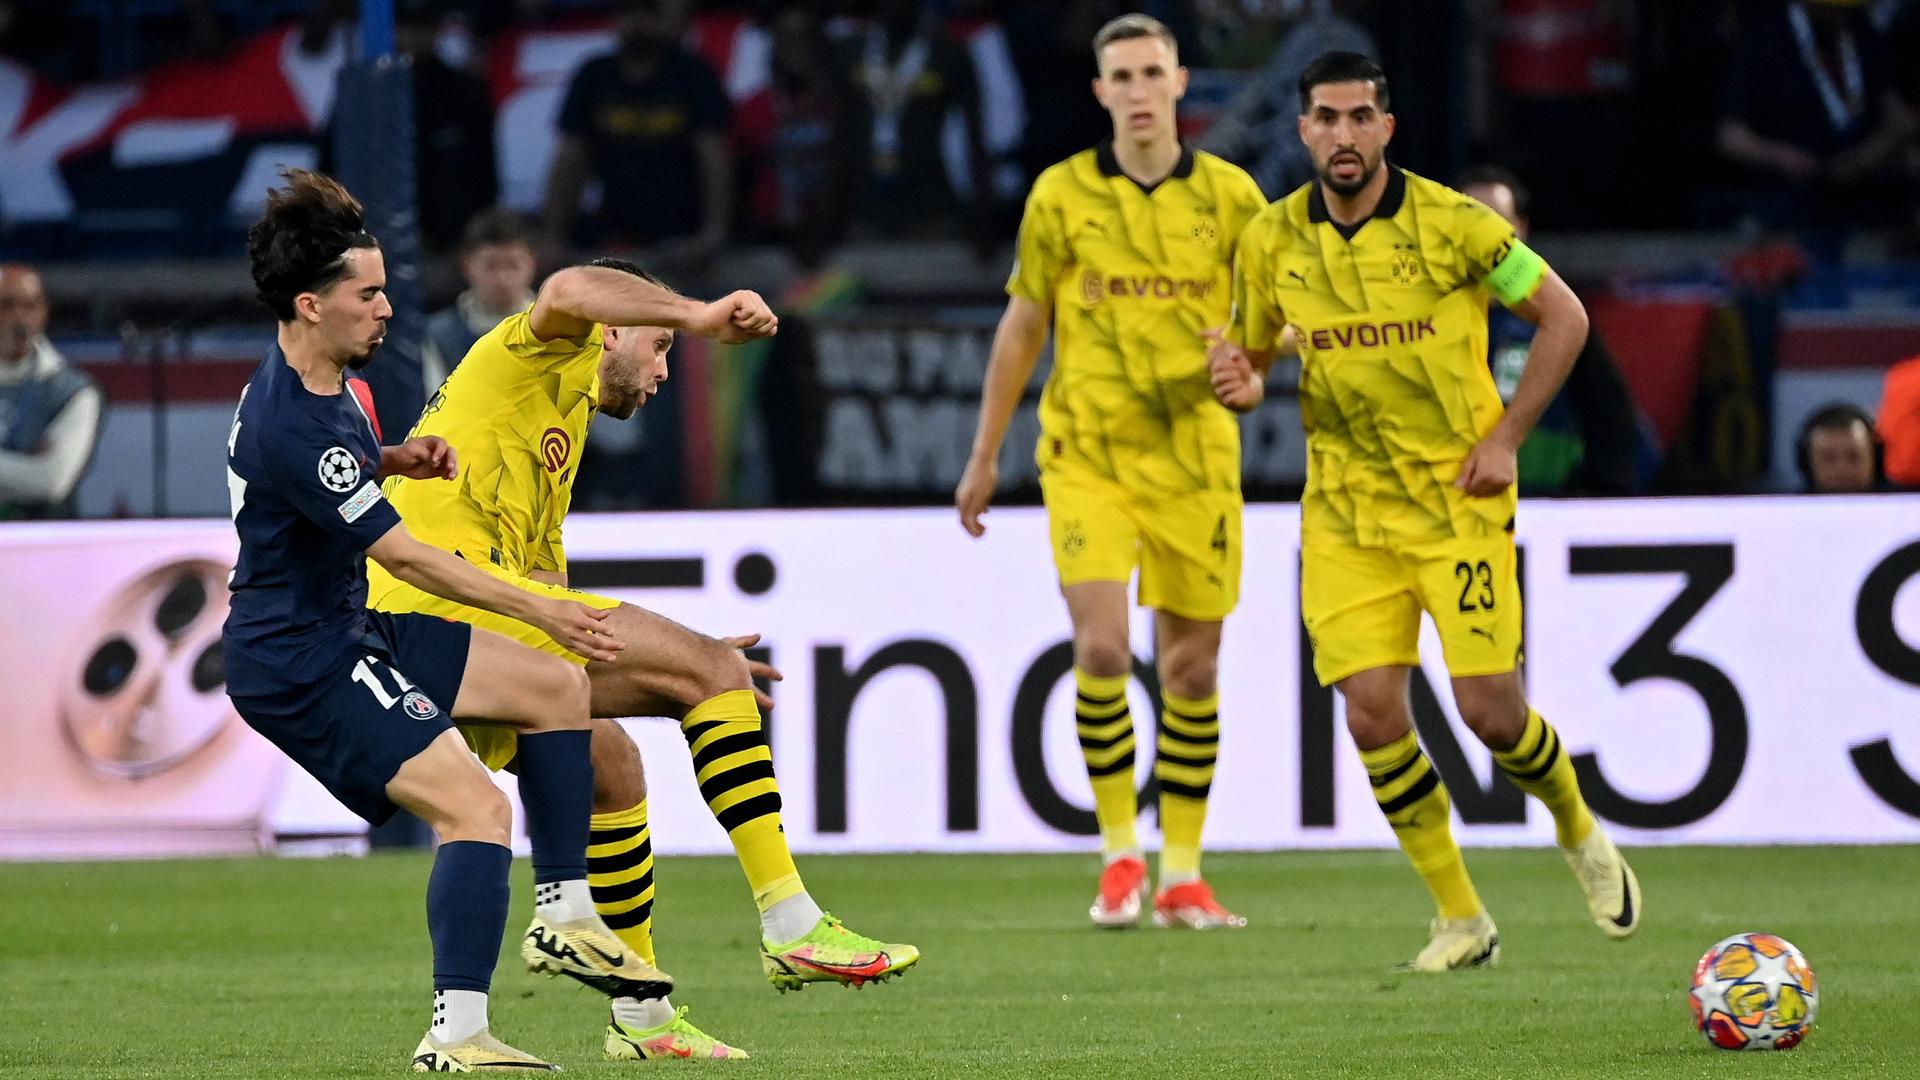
223, 347, 403, 698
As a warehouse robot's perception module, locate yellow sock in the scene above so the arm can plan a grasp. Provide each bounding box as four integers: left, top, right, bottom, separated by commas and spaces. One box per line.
588, 799, 657, 965
681, 689, 803, 911
1494, 709, 1596, 848
1156, 691, 1220, 880
1360, 732, 1482, 921
1074, 669, 1139, 856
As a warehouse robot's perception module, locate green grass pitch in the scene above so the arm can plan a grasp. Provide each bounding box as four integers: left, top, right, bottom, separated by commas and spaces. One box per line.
2, 846, 1916, 1077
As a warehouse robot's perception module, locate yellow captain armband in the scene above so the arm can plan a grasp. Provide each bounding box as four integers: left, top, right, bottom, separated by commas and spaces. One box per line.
1483, 238, 1547, 307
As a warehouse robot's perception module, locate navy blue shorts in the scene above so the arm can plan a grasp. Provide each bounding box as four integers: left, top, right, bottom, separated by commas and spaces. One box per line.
232, 611, 473, 825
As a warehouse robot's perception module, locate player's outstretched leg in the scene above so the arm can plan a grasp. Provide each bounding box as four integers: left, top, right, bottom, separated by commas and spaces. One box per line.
388, 729, 558, 1072
1344, 668, 1498, 972
1148, 611, 1244, 929
1456, 675, 1640, 940
584, 603, 918, 992
583, 721, 747, 1059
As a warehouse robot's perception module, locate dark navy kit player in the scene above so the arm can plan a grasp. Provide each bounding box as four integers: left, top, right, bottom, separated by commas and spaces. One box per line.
222, 169, 664, 1072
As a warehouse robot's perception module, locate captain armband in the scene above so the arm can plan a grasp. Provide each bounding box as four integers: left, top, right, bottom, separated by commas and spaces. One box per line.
1482, 238, 1547, 307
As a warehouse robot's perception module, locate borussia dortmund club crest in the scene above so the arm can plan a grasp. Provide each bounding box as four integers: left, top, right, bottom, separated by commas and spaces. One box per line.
1190, 218, 1217, 246
1062, 521, 1088, 558
1390, 249, 1423, 286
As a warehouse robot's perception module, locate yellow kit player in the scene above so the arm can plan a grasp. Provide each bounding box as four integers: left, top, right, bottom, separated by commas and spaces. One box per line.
368, 259, 918, 1061
1213, 52, 1640, 970
956, 14, 1267, 930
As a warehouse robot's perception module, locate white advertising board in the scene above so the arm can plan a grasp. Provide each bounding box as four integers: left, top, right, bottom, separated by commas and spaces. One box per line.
3, 498, 1918, 858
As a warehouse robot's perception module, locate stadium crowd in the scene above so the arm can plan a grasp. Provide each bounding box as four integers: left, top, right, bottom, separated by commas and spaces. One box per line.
3, 0, 1919, 514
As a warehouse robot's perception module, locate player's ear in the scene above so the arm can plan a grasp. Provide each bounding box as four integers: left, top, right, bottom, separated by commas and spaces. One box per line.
1090, 75, 1106, 109
293, 290, 322, 324
1174, 65, 1188, 101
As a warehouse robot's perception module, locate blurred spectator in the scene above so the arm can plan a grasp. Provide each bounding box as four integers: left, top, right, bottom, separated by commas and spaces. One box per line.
397, 0, 499, 255
542, 0, 733, 269
1878, 354, 1920, 488
1460, 166, 1639, 496
423, 209, 540, 391
0, 1, 85, 78
0, 266, 102, 520
763, 5, 862, 264
1795, 401, 1883, 493
843, 0, 993, 252
1715, 0, 1919, 230
1199, 0, 1376, 197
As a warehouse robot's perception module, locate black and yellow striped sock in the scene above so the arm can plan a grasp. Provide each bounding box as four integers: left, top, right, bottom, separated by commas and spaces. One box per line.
1360, 732, 1482, 920
682, 689, 803, 911
588, 799, 656, 965
1155, 691, 1220, 881
1074, 669, 1140, 856
1493, 709, 1596, 849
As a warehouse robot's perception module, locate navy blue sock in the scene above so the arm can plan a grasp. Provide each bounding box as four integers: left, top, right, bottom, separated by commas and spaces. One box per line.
427, 840, 510, 993
514, 729, 593, 884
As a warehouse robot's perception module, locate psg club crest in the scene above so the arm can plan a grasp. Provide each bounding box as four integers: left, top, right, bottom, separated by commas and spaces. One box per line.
318, 446, 360, 492
401, 691, 440, 721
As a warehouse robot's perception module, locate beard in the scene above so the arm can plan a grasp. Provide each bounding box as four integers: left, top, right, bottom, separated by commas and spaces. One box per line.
1318, 150, 1380, 197
347, 340, 381, 371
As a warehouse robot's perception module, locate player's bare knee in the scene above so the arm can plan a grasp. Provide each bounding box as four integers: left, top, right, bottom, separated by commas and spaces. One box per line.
429, 780, 512, 847
1341, 684, 1411, 750
1457, 691, 1528, 751
1073, 637, 1132, 679
590, 718, 647, 811
1159, 652, 1218, 701
692, 637, 752, 700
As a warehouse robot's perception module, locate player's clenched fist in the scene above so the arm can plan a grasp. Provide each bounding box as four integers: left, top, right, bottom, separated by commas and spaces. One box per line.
536, 600, 626, 663
1207, 334, 1264, 413
694, 290, 779, 344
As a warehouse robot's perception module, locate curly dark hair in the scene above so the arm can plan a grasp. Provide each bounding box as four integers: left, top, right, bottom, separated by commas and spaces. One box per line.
247, 169, 379, 321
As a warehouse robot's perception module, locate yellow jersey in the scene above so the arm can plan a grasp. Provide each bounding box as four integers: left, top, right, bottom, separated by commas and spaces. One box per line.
387, 310, 599, 576
1008, 142, 1268, 495
1229, 166, 1547, 549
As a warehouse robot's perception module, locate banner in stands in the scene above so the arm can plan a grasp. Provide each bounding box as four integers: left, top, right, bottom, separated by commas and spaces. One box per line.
802, 306, 1306, 503
4, 498, 1917, 858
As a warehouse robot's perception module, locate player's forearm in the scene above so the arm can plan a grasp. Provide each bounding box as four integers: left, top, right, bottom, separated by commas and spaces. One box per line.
542, 266, 704, 331
375, 532, 545, 626
968, 304, 1048, 463
1493, 295, 1588, 448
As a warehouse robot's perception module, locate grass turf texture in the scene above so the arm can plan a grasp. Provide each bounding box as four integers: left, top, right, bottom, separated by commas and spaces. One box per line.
2, 847, 1915, 1078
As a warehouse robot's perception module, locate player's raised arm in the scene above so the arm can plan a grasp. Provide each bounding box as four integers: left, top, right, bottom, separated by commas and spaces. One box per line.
529, 263, 777, 346
365, 524, 624, 663
957, 294, 1051, 538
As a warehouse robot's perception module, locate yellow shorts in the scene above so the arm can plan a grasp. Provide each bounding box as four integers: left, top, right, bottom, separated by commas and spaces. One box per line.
365, 558, 621, 771
1039, 457, 1241, 621
1300, 532, 1523, 687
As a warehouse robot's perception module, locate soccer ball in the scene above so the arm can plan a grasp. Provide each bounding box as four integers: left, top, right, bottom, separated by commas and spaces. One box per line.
1688, 933, 1818, 1050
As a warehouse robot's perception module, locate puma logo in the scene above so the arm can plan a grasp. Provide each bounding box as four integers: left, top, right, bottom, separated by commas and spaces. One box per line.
1286, 268, 1308, 284
1085, 219, 1109, 235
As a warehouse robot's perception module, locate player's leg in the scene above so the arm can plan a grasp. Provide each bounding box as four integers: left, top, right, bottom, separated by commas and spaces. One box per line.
404, 617, 670, 1002
385, 729, 558, 1070
579, 719, 746, 1059
1044, 459, 1151, 927
1306, 543, 1494, 970
1137, 489, 1242, 928
582, 601, 917, 992
1145, 610, 1244, 929
1420, 537, 1639, 940
1340, 665, 1498, 971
